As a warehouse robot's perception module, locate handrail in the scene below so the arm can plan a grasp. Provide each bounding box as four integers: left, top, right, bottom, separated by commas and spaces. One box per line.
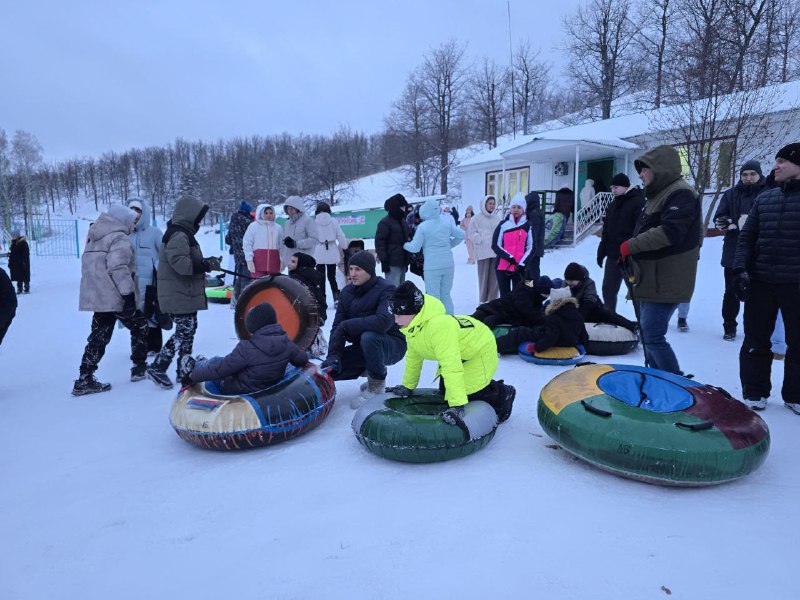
574, 192, 614, 244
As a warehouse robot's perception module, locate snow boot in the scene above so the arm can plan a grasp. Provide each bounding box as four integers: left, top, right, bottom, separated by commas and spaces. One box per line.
130, 364, 148, 382
352, 377, 385, 409
742, 397, 767, 411
723, 325, 736, 341
147, 357, 174, 389
785, 402, 800, 415
72, 374, 112, 396
677, 318, 689, 332
497, 382, 516, 423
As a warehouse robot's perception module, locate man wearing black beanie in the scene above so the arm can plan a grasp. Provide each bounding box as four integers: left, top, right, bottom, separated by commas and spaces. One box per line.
733, 143, 800, 413
321, 250, 407, 407
713, 159, 765, 341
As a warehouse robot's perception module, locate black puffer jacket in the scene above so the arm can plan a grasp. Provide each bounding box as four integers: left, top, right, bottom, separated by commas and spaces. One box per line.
472, 283, 545, 329
375, 196, 411, 269
597, 187, 645, 261
525, 192, 545, 259
733, 178, 800, 283
289, 252, 327, 323
714, 178, 766, 268
565, 265, 601, 306
495, 297, 588, 354
189, 323, 308, 394
328, 276, 405, 355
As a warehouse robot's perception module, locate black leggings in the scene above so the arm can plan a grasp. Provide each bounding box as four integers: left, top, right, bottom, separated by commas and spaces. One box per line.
316, 264, 339, 296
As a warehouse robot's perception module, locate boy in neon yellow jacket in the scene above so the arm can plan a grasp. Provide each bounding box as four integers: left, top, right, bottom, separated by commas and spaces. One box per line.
389, 281, 515, 424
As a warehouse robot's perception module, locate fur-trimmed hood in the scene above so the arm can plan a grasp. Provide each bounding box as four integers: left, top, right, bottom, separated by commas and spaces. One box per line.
545, 295, 579, 316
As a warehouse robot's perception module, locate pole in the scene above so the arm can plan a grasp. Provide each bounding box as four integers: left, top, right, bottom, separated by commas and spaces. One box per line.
507, 0, 516, 139
620, 259, 648, 367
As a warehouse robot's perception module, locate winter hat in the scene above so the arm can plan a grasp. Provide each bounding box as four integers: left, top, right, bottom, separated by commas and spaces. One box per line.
384, 193, 408, 211
239, 200, 253, 214
315, 202, 332, 215
293, 251, 316, 269
107, 204, 137, 229
775, 143, 800, 167
534, 275, 554, 295
509, 193, 526, 209
245, 302, 277, 334
611, 173, 630, 188
524, 191, 540, 205
347, 250, 376, 278
389, 281, 425, 315
564, 262, 586, 281
128, 199, 144, 212
549, 286, 573, 302
739, 160, 763, 177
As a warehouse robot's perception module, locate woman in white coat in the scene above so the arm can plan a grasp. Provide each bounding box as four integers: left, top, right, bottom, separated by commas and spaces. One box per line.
242, 204, 284, 277
467, 195, 502, 303
313, 202, 348, 303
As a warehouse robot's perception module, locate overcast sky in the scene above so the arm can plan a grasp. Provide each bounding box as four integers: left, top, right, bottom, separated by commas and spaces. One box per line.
1, 0, 582, 163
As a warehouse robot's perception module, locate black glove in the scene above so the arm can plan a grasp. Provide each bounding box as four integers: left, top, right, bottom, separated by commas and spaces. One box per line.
714, 216, 735, 231
734, 271, 750, 302
388, 385, 412, 398
203, 256, 222, 272
120, 293, 137, 319
284, 236, 296, 249
179, 355, 196, 386
597, 255, 604, 268
441, 406, 470, 438
381, 262, 390, 274
320, 355, 341, 376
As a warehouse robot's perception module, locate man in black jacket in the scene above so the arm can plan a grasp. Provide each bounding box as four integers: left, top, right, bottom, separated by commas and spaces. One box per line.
375, 193, 411, 288
733, 143, 800, 413
524, 191, 546, 281
713, 160, 765, 341
321, 251, 407, 407
596, 173, 645, 312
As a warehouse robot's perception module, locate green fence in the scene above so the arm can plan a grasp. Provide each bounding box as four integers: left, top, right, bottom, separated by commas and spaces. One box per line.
30, 218, 80, 258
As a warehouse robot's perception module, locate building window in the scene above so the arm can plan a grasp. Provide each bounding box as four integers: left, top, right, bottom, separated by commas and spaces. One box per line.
486, 167, 530, 202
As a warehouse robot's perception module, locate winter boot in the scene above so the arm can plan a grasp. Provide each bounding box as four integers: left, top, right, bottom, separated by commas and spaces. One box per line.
723, 325, 736, 341
130, 364, 148, 382
785, 402, 800, 415
72, 374, 112, 396
677, 318, 689, 332
496, 381, 516, 423
352, 377, 385, 409
146, 356, 174, 389
742, 397, 767, 410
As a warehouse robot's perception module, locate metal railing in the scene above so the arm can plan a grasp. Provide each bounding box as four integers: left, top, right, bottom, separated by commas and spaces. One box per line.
30, 218, 80, 258
574, 192, 614, 244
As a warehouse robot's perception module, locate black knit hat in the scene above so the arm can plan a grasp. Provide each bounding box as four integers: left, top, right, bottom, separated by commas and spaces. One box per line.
534, 275, 554, 295
347, 250, 376, 278
564, 262, 586, 281
389, 281, 425, 315
245, 302, 277, 333
611, 173, 630, 188
776, 143, 800, 167
740, 159, 763, 177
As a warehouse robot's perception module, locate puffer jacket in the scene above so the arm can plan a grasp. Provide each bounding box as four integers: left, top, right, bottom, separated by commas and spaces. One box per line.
492, 212, 533, 272
289, 252, 327, 321
597, 187, 645, 262
225, 207, 253, 266
280, 196, 318, 266
525, 192, 545, 259
495, 296, 588, 355
714, 177, 766, 268
467, 195, 502, 260
400, 294, 497, 407
79, 212, 138, 312
471, 283, 545, 329
734, 178, 800, 283
565, 265, 601, 306
403, 198, 464, 271
8, 237, 30, 282
189, 323, 309, 395
243, 204, 283, 262
128, 200, 163, 307
628, 145, 702, 303
157, 195, 210, 314
375, 195, 411, 269
313, 212, 347, 265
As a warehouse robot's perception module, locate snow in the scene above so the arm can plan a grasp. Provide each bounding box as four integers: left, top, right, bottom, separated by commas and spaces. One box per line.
1, 216, 797, 600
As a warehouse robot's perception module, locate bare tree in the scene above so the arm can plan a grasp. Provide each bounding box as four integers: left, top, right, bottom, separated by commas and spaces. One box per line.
386, 74, 434, 192
562, 0, 636, 119
468, 58, 511, 148
11, 130, 43, 234
0, 129, 11, 231
512, 43, 550, 134
633, 0, 674, 107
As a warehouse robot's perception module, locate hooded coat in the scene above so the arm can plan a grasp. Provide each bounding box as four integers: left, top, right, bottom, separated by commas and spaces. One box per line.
628, 145, 702, 303
597, 187, 645, 262
280, 196, 319, 266
128, 200, 163, 305
243, 204, 284, 263
313, 211, 347, 265
467, 195, 502, 260
79, 211, 139, 312
8, 236, 30, 283
399, 294, 498, 408
495, 296, 588, 354
375, 194, 411, 269
157, 195, 210, 314
714, 169, 766, 268
189, 323, 309, 395
492, 204, 533, 272
289, 252, 327, 319
403, 198, 464, 272
225, 204, 253, 266
525, 192, 545, 259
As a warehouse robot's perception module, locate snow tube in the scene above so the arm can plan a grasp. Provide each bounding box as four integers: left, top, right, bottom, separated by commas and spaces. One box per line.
537, 363, 770, 486
205, 285, 233, 304
519, 343, 586, 366
583, 323, 638, 356
205, 275, 225, 287
170, 366, 336, 450
543, 212, 566, 248
352, 388, 498, 463
235, 274, 320, 350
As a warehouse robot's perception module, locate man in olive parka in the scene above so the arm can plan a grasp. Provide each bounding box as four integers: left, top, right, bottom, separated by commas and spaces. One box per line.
619, 145, 702, 375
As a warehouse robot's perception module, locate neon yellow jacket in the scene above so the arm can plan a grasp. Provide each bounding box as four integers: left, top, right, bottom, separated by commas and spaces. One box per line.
400, 294, 498, 407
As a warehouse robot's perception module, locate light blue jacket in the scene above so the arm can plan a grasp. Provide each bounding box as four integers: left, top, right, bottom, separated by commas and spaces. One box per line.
403, 198, 464, 272
128, 199, 163, 307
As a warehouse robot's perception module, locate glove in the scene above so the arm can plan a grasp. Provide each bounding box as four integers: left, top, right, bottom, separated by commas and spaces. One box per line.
120, 293, 137, 319
320, 355, 341, 375
441, 406, 470, 438
523, 342, 537, 355
381, 262, 390, 274
179, 356, 196, 387
714, 216, 735, 231
733, 271, 750, 302
597, 255, 604, 268
284, 236, 296, 249
619, 241, 631, 260
506, 255, 517, 265
388, 385, 412, 398
203, 256, 222, 272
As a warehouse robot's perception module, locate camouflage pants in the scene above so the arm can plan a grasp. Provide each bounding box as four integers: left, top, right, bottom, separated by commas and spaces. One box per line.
151, 313, 198, 378
79, 311, 148, 376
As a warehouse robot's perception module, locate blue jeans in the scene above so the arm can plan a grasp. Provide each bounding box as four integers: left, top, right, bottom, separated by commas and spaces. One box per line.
336, 331, 407, 381
424, 267, 455, 314
639, 301, 681, 374
383, 266, 406, 288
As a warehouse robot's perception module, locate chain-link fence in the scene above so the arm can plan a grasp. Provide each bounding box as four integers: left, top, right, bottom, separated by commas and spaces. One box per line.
29, 217, 80, 258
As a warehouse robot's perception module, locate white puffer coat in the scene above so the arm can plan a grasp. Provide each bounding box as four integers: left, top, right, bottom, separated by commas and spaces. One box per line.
313, 212, 347, 265
243, 204, 284, 262
467, 195, 502, 260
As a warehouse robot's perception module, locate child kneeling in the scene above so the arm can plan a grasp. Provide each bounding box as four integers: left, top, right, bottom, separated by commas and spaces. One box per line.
182, 302, 310, 394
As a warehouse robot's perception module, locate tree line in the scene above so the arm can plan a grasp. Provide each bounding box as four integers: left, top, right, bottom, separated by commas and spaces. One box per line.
2, 0, 798, 233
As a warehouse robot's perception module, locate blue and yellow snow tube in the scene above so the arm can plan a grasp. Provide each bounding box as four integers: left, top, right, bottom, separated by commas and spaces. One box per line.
170, 366, 336, 450
352, 388, 498, 463
537, 363, 770, 486
519, 343, 586, 366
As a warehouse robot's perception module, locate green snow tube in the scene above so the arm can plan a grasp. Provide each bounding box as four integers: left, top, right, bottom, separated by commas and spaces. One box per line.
543, 212, 566, 248
352, 388, 498, 463
206, 285, 233, 303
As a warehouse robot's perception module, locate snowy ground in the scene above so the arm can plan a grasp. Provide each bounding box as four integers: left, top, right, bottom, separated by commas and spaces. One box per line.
1, 222, 796, 600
